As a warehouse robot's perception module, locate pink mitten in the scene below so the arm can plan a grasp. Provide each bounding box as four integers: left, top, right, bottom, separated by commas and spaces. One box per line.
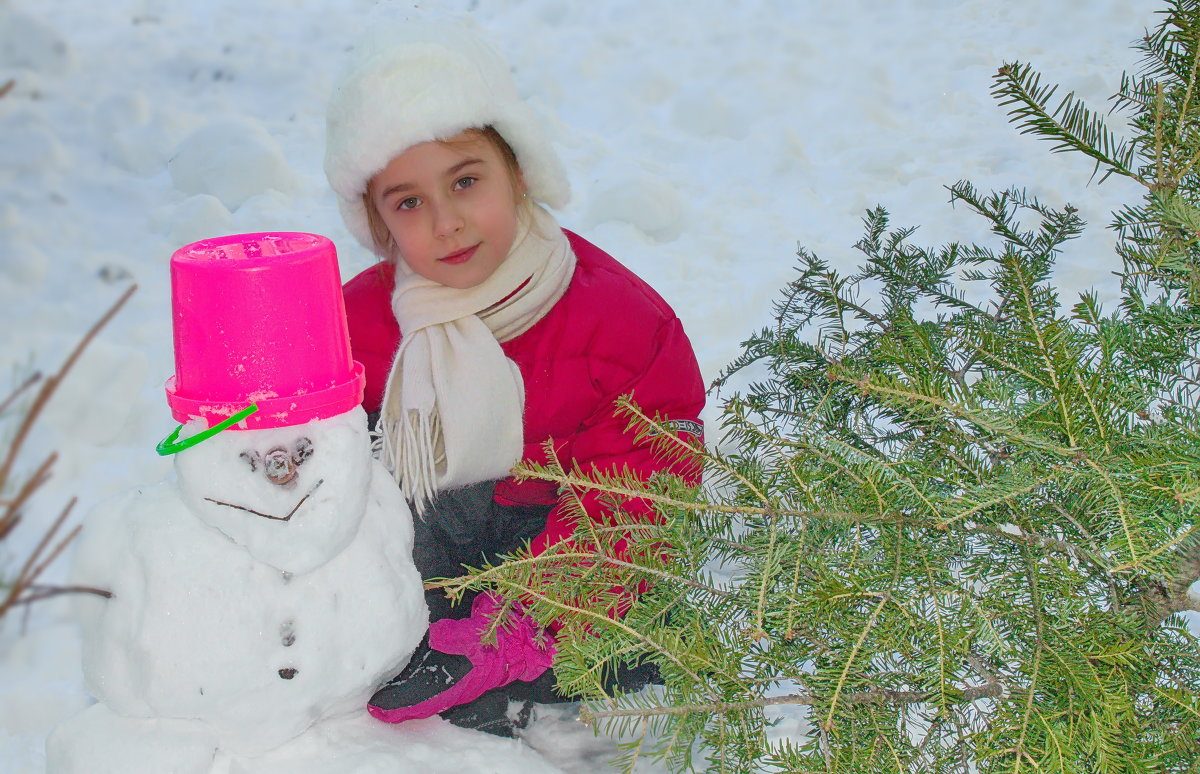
368, 592, 556, 723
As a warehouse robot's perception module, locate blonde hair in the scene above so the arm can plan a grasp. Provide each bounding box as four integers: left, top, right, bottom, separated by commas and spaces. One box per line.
362, 126, 528, 262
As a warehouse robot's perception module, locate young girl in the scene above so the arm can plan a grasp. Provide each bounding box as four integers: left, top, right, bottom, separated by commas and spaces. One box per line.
323, 19, 705, 737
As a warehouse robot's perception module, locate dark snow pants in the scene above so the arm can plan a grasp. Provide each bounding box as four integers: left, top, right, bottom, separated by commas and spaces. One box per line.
410, 478, 660, 704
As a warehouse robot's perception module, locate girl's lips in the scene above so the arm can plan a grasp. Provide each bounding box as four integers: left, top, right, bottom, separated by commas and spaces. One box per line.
439, 244, 479, 265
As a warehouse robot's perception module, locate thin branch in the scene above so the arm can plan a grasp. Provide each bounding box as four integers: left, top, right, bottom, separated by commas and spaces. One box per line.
0, 498, 78, 619
1053, 502, 1120, 609
590, 552, 735, 598
485, 577, 718, 695
0, 285, 136, 494
0, 287, 135, 623
966, 522, 1107, 569
427, 547, 733, 600
0, 371, 42, 415
1, 451, 57, 539
12, 584, 113, 606
824, 593, 890, 730
579, 677, 1005, 722
204, 479, 325, 522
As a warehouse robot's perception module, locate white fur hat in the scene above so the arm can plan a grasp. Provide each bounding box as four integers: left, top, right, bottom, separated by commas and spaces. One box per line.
324, 19, 570, 255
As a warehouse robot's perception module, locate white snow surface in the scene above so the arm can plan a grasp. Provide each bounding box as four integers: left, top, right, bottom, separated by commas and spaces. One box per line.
0, 0, 1181, 772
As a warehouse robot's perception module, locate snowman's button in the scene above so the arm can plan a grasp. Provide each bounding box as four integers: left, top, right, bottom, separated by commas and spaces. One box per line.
278, 668, 298, 680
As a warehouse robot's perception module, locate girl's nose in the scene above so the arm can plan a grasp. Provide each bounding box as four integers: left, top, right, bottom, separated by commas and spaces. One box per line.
433, 201, 465, 237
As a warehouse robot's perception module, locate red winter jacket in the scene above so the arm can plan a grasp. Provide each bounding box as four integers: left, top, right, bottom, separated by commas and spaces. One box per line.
341, 230, 705, 560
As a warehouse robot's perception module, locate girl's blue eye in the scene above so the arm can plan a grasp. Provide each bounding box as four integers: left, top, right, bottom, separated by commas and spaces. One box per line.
398, 197, 420, 211
454, 176, 477, 191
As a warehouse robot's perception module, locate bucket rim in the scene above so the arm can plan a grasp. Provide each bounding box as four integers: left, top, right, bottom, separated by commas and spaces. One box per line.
164, 361, 366, 430
170, 232, 334, 271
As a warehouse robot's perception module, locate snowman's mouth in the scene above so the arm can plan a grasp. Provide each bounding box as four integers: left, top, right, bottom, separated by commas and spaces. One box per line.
203, 478, 325, 522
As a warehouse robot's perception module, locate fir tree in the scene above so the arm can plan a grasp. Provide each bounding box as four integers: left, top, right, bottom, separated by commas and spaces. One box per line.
435, 3, 1200, 771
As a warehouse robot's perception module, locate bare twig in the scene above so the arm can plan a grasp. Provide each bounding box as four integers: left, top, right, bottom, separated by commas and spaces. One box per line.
1, 286, 137, 622
0, 284, 136, 494
0, 452, 56, 541
10, 584, 113, 606
0, 498, 79, 619
0, 80, 14, 100
0, 371, 42, 416
204, 478, 325, 522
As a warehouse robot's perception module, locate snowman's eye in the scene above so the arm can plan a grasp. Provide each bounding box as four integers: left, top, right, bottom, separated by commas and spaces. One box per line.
240, 450, 260, 472
293, 437, 313, 466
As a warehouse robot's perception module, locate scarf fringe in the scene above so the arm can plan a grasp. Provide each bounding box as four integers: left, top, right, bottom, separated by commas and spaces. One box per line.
380, 411, 440, 514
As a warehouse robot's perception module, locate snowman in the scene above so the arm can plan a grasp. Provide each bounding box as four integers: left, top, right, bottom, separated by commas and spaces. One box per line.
46, 233, 428, 773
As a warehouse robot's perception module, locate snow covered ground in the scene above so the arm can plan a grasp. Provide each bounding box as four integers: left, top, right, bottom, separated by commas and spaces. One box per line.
0, 0, 1167, 771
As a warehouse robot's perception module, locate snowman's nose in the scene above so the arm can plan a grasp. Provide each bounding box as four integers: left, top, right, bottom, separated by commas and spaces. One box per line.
263, 447, 297, 485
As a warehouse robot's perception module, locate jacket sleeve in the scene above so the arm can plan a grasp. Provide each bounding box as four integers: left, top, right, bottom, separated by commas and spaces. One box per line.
529, 312, 705, 566
342, 264, 400, 415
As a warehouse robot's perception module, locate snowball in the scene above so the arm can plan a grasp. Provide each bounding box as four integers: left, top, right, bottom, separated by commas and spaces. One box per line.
154, 194, 235, 247
0, 231, 49, 286
669, 90, 746, 140
168, 120, 296, 211
93, 94, 173, 176
41, 338, 148, 447
0, 8, 72, 75
0, 109, 67, 176
586, 174, 685, 242
102, 122, 175, 176
231, 188, 299, 233
92, 93, 152, 135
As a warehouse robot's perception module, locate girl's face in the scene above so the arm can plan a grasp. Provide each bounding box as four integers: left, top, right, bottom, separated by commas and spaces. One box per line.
368, 130, 525, 289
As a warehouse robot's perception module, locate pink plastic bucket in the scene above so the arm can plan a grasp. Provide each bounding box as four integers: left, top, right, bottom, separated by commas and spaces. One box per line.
165, 232, 365, 430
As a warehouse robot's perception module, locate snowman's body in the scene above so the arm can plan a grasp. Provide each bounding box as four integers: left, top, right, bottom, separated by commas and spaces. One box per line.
47, 406, 428, 772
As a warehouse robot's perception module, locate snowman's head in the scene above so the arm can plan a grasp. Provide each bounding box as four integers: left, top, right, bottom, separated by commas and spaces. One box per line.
174, 406, 372, 574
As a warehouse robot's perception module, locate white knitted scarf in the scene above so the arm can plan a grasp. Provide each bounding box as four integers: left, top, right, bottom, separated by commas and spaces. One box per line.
378, 204, 576, 509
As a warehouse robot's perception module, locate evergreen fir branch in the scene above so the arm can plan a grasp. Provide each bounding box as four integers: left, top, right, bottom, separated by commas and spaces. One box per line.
834, 373, 1079, 458
949, 182, 1044, 253
992, 61, 1142, 185
512, 458, 696, 515
578, 674, 1007, 722
1136, 5, 1195, 86
612, 396, 706, 470
937, 470, 1056, 530
964, 522, 1107, 570
1078, 458, 1146, 568
428, 548, 733, 601
823, 593, 890, 731
495, 577, 716, 688
1113, 520, 1200, 578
